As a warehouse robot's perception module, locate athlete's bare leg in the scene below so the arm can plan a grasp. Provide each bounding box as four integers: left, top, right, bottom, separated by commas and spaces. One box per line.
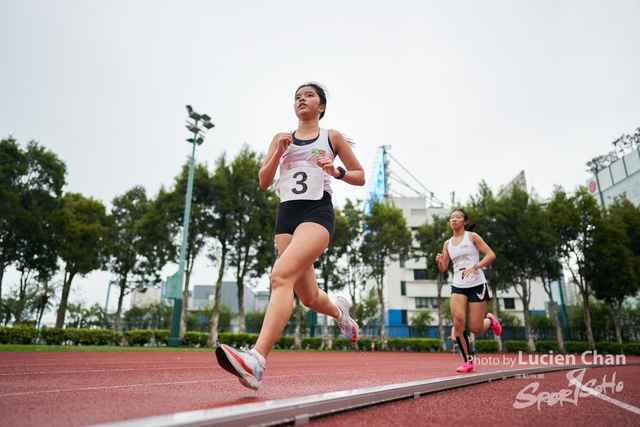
254, 222, 335, 358
450, 293, 470, 357
468, 301, 491, 335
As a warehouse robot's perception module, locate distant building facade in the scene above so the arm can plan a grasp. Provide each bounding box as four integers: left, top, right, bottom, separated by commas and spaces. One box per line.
586, 146, 640, 207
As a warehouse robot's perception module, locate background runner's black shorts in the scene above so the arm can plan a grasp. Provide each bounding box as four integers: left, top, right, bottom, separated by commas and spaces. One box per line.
275, 191, 335, 241
451, 283, 490, 303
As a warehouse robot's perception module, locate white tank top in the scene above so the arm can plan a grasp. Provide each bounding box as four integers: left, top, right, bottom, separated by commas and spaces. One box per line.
447, 231, 486, 288
274, 128, 334, 202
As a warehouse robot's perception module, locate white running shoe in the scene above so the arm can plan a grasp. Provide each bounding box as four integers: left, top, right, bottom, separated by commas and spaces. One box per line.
335, 296, 359, 343
215, 344, 264, 390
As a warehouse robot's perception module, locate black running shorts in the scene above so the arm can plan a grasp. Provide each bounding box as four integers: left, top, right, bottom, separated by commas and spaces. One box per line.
451, 283, 490, 303
274, 191, 335, 241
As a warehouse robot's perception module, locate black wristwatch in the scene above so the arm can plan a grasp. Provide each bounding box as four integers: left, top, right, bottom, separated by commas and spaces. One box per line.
335, 166, 346, 180
473, 264, 479, 270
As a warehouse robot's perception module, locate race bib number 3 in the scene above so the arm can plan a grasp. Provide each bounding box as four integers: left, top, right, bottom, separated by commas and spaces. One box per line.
279, 161, 324, 202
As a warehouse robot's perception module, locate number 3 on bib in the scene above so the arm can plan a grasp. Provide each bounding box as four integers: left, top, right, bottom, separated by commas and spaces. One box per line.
278, 161, 324, 202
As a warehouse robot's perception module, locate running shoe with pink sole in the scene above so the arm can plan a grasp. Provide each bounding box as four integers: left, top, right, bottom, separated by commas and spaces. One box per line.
456, 361, 475, 373
335, 296, 359, 343
486, 313, 502, 336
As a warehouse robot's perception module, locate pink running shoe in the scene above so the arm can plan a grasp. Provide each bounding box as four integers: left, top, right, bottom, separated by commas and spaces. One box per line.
456, 361, 475, 373
486, 313, 502, 336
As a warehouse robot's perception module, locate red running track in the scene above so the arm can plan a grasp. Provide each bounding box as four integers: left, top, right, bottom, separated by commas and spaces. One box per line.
1, 350, 638, 427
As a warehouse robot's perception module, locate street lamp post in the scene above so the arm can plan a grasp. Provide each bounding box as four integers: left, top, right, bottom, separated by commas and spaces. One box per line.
167, 105, 214, 347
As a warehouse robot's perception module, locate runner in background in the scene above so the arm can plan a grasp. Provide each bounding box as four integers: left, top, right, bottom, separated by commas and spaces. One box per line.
216, 82, 365, 390
436, 209, 502, 372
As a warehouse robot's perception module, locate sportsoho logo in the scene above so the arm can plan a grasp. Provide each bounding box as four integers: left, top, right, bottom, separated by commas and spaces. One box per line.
513, 368, 624, 410
505, 351, 640, 414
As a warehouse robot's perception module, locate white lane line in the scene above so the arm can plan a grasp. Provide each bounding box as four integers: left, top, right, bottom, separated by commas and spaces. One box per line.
1, 379, 220, 397
569, 373, 640, 415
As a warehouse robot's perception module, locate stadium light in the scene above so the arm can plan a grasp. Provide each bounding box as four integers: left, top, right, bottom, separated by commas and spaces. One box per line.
167, 105, 215, 347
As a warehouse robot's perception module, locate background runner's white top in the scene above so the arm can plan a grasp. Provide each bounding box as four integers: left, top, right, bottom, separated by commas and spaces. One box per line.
447, 231, 486, 289
274, 128, 335, 202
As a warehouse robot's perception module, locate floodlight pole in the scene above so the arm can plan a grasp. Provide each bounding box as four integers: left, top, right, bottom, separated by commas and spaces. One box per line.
168, 107, 213, 347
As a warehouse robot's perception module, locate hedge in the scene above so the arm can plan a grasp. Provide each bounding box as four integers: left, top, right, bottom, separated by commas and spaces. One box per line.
125, 329, 154, 346
217, 332, 258, 348
387, 338, 440, 352
301, 337, 323, 350
155, 330, 170, 345
565, 341, 590, 354
504, 340, 528, 352
534, 341, 560, 353
624, 342, 640, 355
182, 332, 209, 347
475, 339, 499, 353
0, 325, 37, 344
595, 342, 624, 355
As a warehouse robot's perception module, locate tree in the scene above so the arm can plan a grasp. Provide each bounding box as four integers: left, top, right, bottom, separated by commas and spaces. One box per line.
227, 147, 276, 333
588, 196, 638, 344
414, 212, 450, 350
0, 138, 25, 320
108, 187, 162, 332
492, 185, 552, 353
0, 138, 66, 323
547, 187, 602, 350
207, 154, 235, 346
166, 161, 214, 338
466, 181, 510, 351
54, 193, 111, 328
361, 200, 412, 350
410, 310, 434, 337
355, 292, 380, 335
32, 279, 57, 328
13, 268, 39, 324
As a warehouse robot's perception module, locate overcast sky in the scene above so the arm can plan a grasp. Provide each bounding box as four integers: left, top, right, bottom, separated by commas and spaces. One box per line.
2, 1, 639, 318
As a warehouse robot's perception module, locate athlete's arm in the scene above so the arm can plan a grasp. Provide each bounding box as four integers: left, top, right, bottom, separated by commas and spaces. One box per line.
259, 132, 292, 190
435, 241, 450, 272
469, 232, 496, 269
326, 129, 365, 186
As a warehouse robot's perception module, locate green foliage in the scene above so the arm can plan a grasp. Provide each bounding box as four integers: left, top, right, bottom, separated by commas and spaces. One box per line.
301, 337, 323, 350
570, 298, 615, 342
182, 331, 209, 347
504, 340, 529, 352
124, 329, 154, 346
534, 340, 560, 353
155, 330, 170, 345
530, 314, 555, 340
217, 332, 258, 348
475, 339, 499, 353
500, 312, 522, 328
244, 310, 265, 334
0, 325, 37, 344
410, 310, 435, 335
354, 294, 380, 330
275, 336, 294, 349
331, 338, 354, 350
565, 341, 590, 354
355, 338, 379, 351
623, 343, 640, 355
40, 326, 65, 345
386, 338, 440, 351
595, 342, 624, 355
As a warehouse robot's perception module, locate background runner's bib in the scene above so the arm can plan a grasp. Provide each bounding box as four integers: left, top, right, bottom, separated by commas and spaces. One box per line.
278, 160, 324, 202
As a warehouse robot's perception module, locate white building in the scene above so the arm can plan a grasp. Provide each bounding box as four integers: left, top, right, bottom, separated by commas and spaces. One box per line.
586, 146, 640, 207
